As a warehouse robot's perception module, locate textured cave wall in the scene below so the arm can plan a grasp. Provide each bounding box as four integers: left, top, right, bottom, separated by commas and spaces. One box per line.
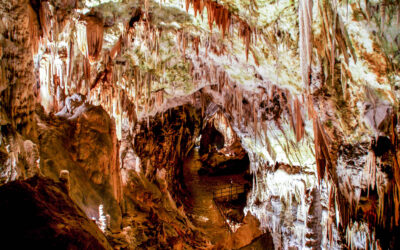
37, 96, 123, 231
0, 0, 41, 185
116, 104, 212, 249
307, 55, 400, 248
197, 82, 321, 248
0, 0, 37, 138
0, 127, 41, 184
0, 0, 400, 249
131, 104, 202, 204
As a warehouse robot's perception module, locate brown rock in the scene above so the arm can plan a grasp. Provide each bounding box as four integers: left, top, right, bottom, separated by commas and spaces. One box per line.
0, 176, 113, 250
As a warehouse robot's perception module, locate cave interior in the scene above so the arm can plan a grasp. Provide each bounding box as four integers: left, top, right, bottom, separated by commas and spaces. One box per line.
1, 0, 400, 249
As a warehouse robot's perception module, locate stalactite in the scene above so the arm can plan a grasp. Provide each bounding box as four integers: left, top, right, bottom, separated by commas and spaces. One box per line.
253, 98, 257, 142
134, 67, 139, 115
294, 97, 305, 142
179, 31, 187, 58
201, 92, 204, 117
263, 123, 276, 162
67, 40, 74, 86
28, 4, 40, 55
397, 5, 400, 26
313, 118, 331, 183
185, 0, 251, 56
335, 23, 349, 66
330, 12, 337, 86
155, 89, 164, 107
338, 16, 357, 64
365, 150, 376, 195
318, 0, 348, 89
380, 3, 386, 33
145, 73, 150, 114
192, 36, 200, 56
394, 185, 400, 226
83, 56, 91, 90
327, 185, 335, 244
86, 15, 104, 63
238, 21, 251, 61
250, 47, 259, 66
298, 0, 313, 87
185, 0, 190, 13
39, 1, 52, 42
318, 4, 330, 68
110, 37, 122, 59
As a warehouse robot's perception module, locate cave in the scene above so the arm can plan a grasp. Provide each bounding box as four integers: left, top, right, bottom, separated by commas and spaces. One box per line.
1, 0, 400, 249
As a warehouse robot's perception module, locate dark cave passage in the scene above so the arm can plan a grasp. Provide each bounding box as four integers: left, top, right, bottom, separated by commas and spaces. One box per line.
180, 110, 263, 248
197, 110, 251, 177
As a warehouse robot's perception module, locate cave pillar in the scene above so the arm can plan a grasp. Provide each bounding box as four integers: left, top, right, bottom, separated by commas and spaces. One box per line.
0, 0, 38, 138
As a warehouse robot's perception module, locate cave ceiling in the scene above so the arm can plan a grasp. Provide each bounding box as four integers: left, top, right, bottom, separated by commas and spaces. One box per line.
23, 0, 399, 167
1, 0, 400, 248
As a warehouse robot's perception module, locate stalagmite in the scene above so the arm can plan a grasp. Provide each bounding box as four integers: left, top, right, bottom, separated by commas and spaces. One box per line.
59, 170, 70, 193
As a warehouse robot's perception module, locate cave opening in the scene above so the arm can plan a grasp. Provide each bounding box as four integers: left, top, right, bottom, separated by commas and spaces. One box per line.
182, 108, 253, 242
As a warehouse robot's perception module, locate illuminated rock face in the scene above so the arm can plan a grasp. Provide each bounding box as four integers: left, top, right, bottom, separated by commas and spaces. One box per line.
0, 0, 37, 138
1, 0, 400, 249
38, 99, 123, 231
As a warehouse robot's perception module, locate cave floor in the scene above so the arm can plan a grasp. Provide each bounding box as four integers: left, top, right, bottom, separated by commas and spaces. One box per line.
183, 149, 248, 248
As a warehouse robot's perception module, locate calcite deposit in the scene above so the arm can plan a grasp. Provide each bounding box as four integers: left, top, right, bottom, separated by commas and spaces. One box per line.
1, 0, 400, 249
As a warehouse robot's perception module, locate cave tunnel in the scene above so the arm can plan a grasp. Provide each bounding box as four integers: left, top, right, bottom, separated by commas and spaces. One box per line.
181, 108, 256, 246
1, 0, 400, 249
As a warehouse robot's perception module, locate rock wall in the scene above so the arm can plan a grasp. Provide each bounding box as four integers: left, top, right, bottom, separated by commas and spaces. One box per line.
0, 0, 399, 248
38, 96, 123, 231
0, 0, 37, 138
0, 176, 112, 250
116, 104, 211, 249
131, 104, 202, 205
0, 0, 41, 186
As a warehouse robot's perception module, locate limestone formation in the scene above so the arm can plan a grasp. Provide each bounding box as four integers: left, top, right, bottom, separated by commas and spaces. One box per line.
1, 0, 400, 249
